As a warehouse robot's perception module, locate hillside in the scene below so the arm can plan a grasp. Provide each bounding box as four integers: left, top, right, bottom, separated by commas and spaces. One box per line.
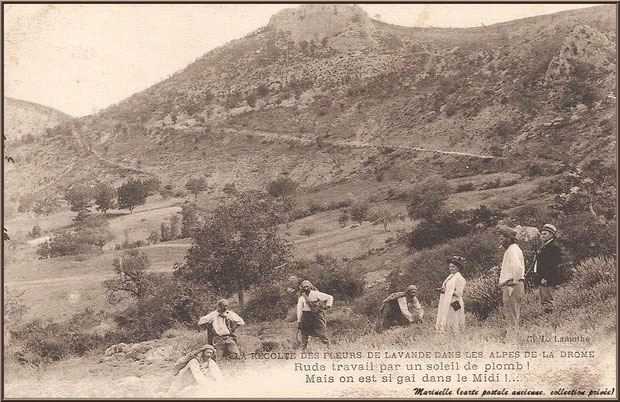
4, 5, 616, 200
3, 5, 616, 398
3, 97, 72, 141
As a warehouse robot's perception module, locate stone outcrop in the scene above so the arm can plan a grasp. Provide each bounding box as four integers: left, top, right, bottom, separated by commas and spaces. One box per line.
544, 25, 615, 83
268, 4, 374, 45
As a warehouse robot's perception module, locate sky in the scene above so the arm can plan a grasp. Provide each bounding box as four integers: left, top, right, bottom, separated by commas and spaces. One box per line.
3, 3, 601, 117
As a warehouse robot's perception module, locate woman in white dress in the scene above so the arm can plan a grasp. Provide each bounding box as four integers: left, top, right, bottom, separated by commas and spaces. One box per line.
435, 256, 467, 334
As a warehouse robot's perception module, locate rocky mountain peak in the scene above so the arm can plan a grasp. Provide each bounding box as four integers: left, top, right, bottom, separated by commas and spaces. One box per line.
267, 4, 374, 44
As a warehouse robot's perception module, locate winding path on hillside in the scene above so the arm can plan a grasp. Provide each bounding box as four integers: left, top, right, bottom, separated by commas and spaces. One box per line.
70, 128, 152, 176
233, 129, 497, 160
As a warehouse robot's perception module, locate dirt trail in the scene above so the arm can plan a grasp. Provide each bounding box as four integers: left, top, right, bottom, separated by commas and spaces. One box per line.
233, 129, 497, 160
71, 129, 151, 176
4, 267, 173, 287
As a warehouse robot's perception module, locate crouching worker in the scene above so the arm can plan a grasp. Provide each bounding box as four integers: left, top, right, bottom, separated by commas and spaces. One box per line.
297, 280, 333, 349
380, 284, 424, 330
169, 344, 223, 395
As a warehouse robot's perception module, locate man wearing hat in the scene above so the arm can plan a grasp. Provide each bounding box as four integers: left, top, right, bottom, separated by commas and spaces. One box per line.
380, 284, 424, 330
198, 299, 245, 361
169, 344, 223, 394
497, 225, 525, 327
533, 224, 562, 314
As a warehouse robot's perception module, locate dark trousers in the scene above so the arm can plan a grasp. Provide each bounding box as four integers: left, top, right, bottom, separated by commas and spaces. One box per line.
539, 285, 554, 313
213, 334, 241, 361
299, 311, 329, 349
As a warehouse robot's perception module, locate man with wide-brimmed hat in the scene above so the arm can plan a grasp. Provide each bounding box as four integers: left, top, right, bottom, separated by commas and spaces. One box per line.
380, 284, 424, 330
198, 299, 245, 361
297, 280, 333, 349
533, 223, 562, 314
497, 225, 525, 327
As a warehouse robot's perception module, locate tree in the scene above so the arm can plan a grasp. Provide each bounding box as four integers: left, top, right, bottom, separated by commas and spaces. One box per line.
185, 177, 208, 199
33, 195, 62, 216
143, 177, 162, 196
104, 250, 153, 302
117, 179, 149, 212
94, 183, 117, 216
181, 203, 200, 238
370, 209, 400, 232
175, 192, 291, 307
406, 176, 453, 221
266, 176, 298, 198
76, 215, 114, 249
349, 201, 369, 224
64, 184, 94, 220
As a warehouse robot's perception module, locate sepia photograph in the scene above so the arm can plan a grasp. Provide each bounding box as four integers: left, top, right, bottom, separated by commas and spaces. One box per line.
2, 2, 617, 398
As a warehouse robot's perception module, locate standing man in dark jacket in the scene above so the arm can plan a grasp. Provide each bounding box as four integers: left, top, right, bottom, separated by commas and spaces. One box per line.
533, 224, 562, 314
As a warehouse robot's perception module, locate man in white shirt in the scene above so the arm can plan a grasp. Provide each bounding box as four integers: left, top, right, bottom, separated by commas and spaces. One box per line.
497, 225, 525, 327
380, 285, 424, 330
297, 280, 333, 349
198, 299, 245, 361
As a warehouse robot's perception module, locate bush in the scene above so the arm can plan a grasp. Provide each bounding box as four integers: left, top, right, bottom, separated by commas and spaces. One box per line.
38, 216, 114, 258
292, 255, 365, 301
10, 310, 113, 366
299, 227, 316, 236
406, 176, 453, 221
29, 224, 42, 238
266, 177, 298, 198
113, 275, 216, 342
242, 283, 294, 322
349, 201, 369, 224
146, 231, 159, 244
329, 309, 374, 341
391, 231, 501, 305
571, 257, 616, 290
338, 213, 349, 227
463, 267, 501, 319
407, 212, 472, 250
556, 212, 616, 264
114, 239, 147, 250
456, 182, 475, 192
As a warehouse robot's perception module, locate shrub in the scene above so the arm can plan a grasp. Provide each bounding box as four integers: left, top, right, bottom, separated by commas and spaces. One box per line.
407, 212, 472, 250
33, 196, 62, 216
391, 231, 501, 305
329, 309, 374, 341
463, 267, 501, 319
242, 283, 293, 322
181, 204, 200, 238
571, 257, 616, 290
349, 201, 369, 224
406, 176, 453, 221
456, 182, 475, 192
556, 212, 616, 264
266, 176, 298, 198
113, 276, 216, 342
114, 239, 147, 250
299, 227, 316, 236
147, 231, 160, 244
292, 255, 365, 301
10, 310, 113, 366
338, 213, 349, 227
29, 224, 42, 238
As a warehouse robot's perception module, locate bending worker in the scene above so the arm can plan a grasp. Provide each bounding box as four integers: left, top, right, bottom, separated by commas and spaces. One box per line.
380, 284, 424, 329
